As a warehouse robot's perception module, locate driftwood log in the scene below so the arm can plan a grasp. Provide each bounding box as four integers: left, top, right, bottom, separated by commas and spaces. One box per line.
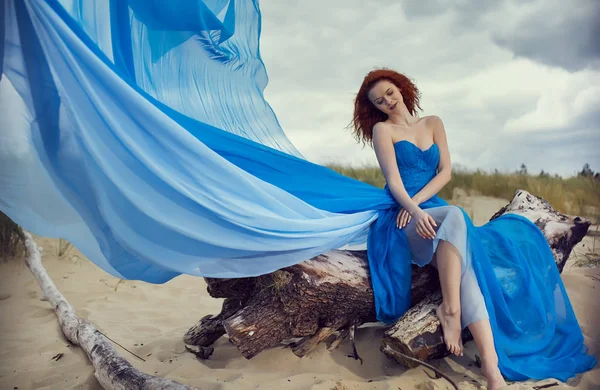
22, 230, 196, 390
185, 189, 591, 368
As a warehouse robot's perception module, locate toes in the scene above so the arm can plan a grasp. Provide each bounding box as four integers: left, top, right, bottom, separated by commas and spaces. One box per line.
444, 339, 461, 356
449, 341, 462, 356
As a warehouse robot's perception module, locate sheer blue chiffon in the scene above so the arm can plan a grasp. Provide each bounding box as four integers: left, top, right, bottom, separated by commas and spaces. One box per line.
1, 0, 393, 281
0, 0, 596, 381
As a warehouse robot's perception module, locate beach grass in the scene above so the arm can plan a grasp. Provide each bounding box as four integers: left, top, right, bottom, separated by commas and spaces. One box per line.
327, 164, 600, 223
0, 211, 25, 262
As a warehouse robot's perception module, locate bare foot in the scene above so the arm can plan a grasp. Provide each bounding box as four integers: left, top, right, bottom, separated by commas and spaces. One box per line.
436, 304, 463, 356
481, 360, 507, 390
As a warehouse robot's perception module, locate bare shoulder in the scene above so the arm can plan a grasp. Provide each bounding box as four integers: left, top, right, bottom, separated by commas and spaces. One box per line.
372, 121, 392, 139
424, 115, 447, 141
373, 121, 391, 132
424, 115, 445, 131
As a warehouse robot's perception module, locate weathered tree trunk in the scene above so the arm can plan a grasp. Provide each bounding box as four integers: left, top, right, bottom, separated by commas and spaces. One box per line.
380, 292, 446, 366
186, 189, 591, 367
489, 190, 591, 273
22, 230, 196, 390
185, 254, 439, 359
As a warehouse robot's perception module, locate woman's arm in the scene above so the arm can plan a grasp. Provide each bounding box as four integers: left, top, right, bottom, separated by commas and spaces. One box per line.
372, 123, 421, 215
411, 116, 452, 204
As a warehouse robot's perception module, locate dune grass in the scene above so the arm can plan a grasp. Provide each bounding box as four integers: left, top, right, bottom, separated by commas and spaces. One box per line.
327, 164, 600, 223
0, 211, 25, 262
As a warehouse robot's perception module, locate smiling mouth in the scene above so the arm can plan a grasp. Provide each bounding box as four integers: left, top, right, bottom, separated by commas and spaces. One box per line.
390, 103, 397, 110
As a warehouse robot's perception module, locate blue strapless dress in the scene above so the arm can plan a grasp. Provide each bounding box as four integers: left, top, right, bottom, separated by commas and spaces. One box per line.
367, 140, 597, 381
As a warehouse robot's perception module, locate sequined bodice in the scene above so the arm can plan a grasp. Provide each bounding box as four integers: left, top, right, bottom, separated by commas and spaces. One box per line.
385, 141, 439, 198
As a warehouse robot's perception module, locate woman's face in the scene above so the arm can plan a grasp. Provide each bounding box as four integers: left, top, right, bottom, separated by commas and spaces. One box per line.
368, 80, 403, 115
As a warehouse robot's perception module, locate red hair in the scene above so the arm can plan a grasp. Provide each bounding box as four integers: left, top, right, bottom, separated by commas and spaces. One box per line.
350, 68, 423, 146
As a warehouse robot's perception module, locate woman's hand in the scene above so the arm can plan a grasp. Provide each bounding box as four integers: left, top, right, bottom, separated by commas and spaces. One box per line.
396, 208, 411, 229
410, 208, 437, 240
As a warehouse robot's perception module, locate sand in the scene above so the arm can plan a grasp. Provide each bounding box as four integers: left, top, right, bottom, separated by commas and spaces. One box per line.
0, 194, 598, 390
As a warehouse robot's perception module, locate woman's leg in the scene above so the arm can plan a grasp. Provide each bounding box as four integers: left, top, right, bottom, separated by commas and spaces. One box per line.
436, 241, 507, 389
433, 239, 464, 356
417, 206, 506, 388
468, 320, 507, 390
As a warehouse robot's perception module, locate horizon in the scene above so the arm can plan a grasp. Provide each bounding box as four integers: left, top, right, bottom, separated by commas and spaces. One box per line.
325, 160, 597, 180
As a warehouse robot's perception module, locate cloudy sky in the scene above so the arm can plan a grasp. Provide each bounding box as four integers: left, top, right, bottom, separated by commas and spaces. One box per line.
257, 0, 600, 178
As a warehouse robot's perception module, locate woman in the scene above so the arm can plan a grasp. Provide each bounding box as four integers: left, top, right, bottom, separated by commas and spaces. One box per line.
351, 68, 597, 389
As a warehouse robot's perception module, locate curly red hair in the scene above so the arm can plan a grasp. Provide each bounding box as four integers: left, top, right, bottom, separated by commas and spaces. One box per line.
350, 68, 423, 146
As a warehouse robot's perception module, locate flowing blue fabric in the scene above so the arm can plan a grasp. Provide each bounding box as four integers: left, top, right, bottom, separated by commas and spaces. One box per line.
1, 0, 393, 282
0, 0, 596, 381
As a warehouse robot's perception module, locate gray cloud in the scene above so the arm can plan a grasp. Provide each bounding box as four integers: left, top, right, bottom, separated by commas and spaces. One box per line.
401, 0, 600, 72
259, 0, 600, 178
474, 127, 600, 178
490, 1, 600, 72
401, 0, 498, 22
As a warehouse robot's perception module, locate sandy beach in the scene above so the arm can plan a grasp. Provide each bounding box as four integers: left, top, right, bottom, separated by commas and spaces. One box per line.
1, 194, 598, 390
